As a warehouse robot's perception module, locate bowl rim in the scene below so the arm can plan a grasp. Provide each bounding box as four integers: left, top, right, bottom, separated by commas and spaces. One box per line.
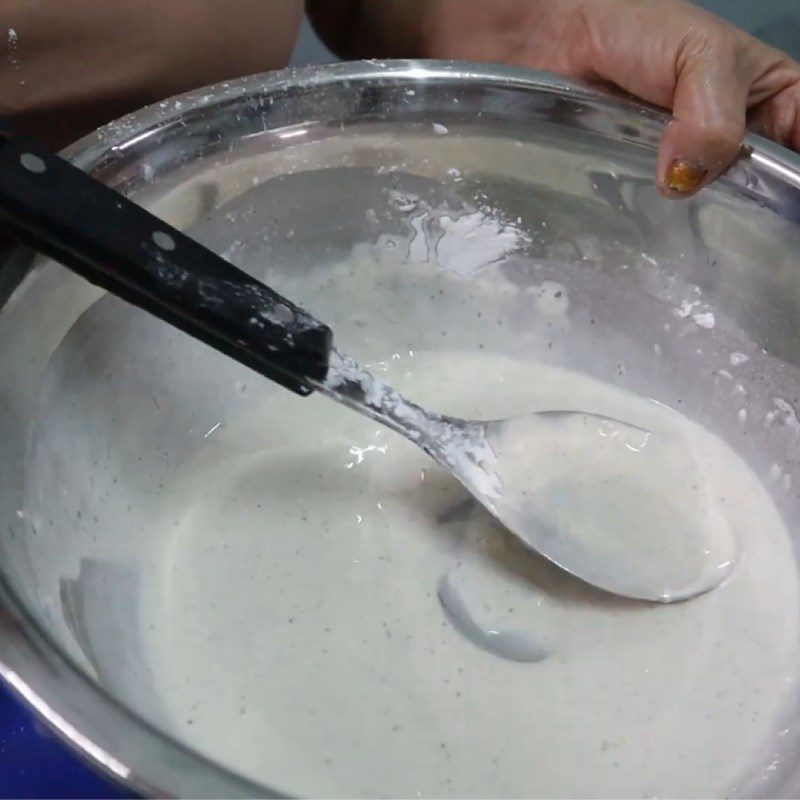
1, 57, 800, 797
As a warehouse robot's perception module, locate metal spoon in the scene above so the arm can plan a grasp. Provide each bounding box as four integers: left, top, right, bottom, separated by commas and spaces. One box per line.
0, 126, 733, 604
312, 349, 734, 604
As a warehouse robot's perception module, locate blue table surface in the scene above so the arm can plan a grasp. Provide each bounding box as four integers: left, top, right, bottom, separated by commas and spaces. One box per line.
0, 684, 134, 799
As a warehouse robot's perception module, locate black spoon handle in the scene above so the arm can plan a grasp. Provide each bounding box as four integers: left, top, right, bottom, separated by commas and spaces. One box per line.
0, 126, 331, 396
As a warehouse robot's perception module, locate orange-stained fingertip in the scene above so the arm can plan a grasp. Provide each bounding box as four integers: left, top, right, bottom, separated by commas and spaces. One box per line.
663, 159, 708, 195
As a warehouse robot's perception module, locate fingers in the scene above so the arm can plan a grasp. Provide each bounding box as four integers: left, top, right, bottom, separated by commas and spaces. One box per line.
748, 74, 800, 154
497, 0, 800, 198
656, 39, 750, 198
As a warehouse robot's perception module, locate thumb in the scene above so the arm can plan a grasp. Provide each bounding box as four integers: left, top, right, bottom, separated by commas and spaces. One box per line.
657, 42, 749, 198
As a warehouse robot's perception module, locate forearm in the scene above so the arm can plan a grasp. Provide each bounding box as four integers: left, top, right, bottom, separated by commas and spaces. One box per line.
0, 0, 300, 149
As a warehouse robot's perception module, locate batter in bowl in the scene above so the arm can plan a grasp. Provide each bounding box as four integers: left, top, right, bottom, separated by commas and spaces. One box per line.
144, 349, 799, 798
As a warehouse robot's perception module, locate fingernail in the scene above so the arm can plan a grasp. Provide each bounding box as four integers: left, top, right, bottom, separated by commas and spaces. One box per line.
665, 160, 707, 194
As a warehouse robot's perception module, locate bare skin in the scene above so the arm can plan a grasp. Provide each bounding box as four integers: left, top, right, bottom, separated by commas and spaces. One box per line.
1, 0, 799, 197
311, 0, 800, 197
0, 0, 302, 147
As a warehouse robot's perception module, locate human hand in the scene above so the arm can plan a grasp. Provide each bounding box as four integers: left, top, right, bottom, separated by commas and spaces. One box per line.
348, 0, 800, 197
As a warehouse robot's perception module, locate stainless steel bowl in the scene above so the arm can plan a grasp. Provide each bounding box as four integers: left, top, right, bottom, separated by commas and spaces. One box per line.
1, 61, 799, 797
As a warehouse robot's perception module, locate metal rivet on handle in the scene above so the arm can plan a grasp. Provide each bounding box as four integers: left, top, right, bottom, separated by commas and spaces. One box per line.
151, 230, 176, 251
274, 303, 295, 324
20, 153, 46, 174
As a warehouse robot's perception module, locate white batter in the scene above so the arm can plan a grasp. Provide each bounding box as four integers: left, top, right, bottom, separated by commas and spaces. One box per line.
143, 350, 799, 798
